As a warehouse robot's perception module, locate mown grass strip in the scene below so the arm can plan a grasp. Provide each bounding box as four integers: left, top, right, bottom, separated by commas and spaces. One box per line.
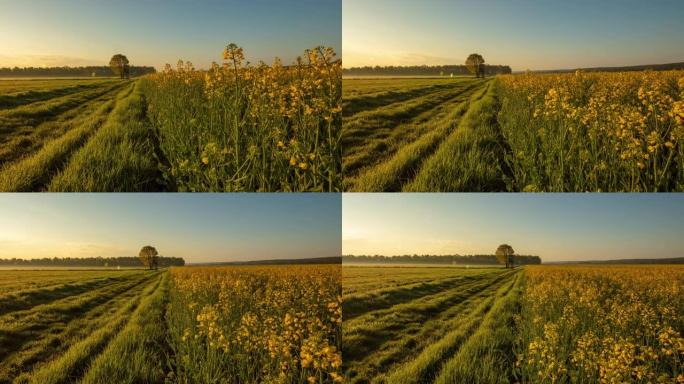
343, 271, 515, 362
26, 275, 162, 384
343, 82, 486, 179
0, 272, 157, 383
348, 84, 490, 191
0, 272, 133, 314
343, 271, 515, 384
343, 81, 470, 117
343, 272, 499, 320
47, 82, 163, 191
433, 272, 523, 384
80, 273, 169, 384
387, 272, 519, 384
404, 80, 509, 191
0, 83, 104, 110
0, 273, 154, 360
0, 86, 132, 191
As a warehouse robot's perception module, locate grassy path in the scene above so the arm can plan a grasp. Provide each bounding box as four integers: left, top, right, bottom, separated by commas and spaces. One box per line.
343, 267, 521, 384
0, 79, 164, 192
343, 77, 517, 192
0, 270, 165, 384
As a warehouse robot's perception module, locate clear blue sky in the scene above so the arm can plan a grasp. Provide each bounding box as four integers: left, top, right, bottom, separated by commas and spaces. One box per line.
343, 194, 684, 262
0, 194, 341, 263
344, 0, 684, 70
0, 0, 341, 70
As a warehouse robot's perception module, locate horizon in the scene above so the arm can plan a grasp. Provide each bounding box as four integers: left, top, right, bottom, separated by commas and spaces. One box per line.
0, 0, 341, 71
343, 194, 684, 262
343, 0, 684, 71
0, 194, 342, 263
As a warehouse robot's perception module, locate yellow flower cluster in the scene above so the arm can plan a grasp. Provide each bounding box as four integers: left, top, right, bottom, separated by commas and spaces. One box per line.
498, 70, 684, 191
141, 44, 342, 192
168, 265, 342, 383
515, 266, 684, 383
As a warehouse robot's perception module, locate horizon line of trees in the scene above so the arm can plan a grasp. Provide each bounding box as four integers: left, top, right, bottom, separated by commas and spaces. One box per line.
343, 64, 512, 77
0, 256, 184, 267
342, 254, 541, 265
0, 66, 156, 78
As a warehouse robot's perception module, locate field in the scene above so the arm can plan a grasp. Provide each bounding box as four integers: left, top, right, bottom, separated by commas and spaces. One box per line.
342, 77, 504, 191
0, 264, 341, 384
343, 70, 684, 191
342, 266, 522, 383
0, 44, 342, 192
342, 265, 684, 384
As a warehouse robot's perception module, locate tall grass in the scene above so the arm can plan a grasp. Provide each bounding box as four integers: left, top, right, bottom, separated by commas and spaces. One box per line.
141, 44, 341, 191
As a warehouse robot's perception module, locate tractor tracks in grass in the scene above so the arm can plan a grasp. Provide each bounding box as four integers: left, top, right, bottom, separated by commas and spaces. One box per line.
0, 271, 164, 384
0, 82, 157, 192
342, 269, 521, 384
342, 79, 492, 191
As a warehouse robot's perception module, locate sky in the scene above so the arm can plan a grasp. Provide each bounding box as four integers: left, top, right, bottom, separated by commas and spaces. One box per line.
343, 0, 684, 71
0, 194, 341, 263
0, 0, 341, 70
343, 194, 684, 262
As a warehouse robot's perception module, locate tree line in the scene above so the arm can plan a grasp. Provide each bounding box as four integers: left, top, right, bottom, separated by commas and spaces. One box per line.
343, 64, 512, 77
0, 256, 185, 267
0, 66, 156, 78
342, 254, 541, 265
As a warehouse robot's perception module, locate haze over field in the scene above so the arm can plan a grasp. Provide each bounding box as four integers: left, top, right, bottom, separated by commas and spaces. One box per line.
0, 194, 341, 263
0, 0, 341, 70
343, 0, 684, 70
343, 194, 684, 262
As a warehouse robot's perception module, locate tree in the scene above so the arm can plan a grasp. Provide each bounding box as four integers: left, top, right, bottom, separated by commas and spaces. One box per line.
465, 54, 486, 78
495, 244, 515, 268
109, 54, 130, 79
138, 246, 159, 270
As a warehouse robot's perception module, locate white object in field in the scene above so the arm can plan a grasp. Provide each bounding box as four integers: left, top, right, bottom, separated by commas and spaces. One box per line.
450, 73, 454, 78
117, 266, 121, 270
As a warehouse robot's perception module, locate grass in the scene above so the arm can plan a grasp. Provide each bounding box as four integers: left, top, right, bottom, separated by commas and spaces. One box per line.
342, 266, 520, 384
0, 269, 160, 384
342, 77, 494, 191
403, 81, 509, 191
46, 82, 163, 191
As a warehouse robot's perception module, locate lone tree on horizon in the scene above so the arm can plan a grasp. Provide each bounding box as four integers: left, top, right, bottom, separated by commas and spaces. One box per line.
495, 244, 515, 268
109, 54, 130, 79
465, 53, 485, 78
138, 245, 159, 270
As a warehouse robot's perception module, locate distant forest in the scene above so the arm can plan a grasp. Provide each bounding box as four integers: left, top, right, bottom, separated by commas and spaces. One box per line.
343, 254, 542, 265
343, 64, 512, 77
0, 66, 156, 78
0, 256, 185, 267
563, 257, 684, 265
536, 62, 684, 74
191, 256, 342, 266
